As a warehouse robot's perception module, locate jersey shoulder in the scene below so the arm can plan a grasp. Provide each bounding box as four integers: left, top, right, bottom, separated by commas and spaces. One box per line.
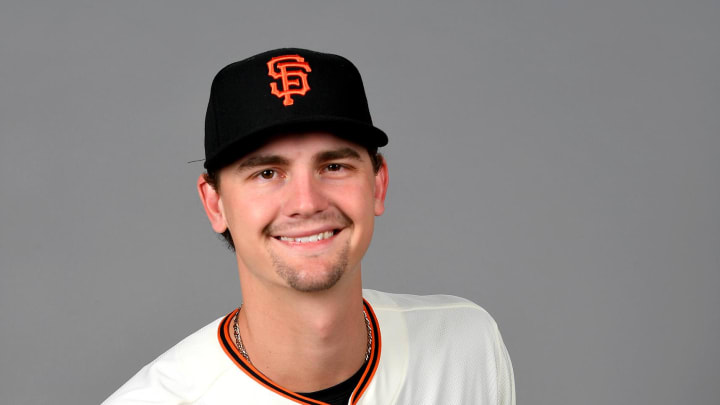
103, 316, 233, 404
361, 289, 515, 405
363, 288, 497, 326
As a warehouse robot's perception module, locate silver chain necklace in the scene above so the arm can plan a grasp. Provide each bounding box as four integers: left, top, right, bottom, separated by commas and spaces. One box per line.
232, 305, 373, 364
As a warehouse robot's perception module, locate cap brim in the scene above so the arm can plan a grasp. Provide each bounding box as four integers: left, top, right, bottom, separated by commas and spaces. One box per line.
204, 117, 387, 170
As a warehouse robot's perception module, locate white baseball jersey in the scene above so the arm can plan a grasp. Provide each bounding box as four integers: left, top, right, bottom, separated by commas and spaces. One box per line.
104, 290, 515, 404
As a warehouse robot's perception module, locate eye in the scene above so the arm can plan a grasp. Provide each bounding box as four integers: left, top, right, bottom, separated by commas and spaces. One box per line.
326, 163, 343, 172
258, 169, 276, 179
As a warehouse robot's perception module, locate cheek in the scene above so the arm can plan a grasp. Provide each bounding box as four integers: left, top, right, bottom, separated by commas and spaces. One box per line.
333, 182, 377, 226
222, 193, 278, 237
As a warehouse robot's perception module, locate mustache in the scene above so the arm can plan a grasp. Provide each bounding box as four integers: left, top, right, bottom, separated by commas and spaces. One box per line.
263, 210, 352, 236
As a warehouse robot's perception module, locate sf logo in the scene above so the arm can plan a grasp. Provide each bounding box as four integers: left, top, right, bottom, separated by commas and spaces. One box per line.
267, 55, 311, 106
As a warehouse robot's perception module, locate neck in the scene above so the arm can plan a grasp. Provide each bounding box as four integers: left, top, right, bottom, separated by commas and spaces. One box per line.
235, 268, 368, 393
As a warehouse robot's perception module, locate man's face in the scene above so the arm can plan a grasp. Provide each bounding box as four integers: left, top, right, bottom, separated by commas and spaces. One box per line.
203, 132, 388, 293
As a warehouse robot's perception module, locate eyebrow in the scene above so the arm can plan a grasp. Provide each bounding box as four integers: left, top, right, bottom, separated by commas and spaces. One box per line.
236, 155, 290, 170
236, 147, 363, 171
313, 147, 363, 163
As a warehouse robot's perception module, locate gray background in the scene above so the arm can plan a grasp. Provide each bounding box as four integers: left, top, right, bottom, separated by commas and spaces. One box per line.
1, 1, 718, 404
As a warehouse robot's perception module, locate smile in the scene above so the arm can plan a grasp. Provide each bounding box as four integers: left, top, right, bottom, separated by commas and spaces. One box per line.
276, 230, 338, 243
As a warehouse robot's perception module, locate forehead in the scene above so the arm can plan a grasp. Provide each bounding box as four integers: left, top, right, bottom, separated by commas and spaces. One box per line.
240, 131, 367, 161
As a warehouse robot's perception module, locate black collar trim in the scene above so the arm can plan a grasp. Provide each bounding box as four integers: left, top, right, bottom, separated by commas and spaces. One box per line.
217, 299, 381, 405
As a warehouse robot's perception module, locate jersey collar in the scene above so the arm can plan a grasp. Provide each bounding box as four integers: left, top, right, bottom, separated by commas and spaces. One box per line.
217, 299, 382, 405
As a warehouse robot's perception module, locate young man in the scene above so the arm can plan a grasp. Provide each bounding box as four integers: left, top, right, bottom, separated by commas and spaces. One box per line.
104, 48, 515, 405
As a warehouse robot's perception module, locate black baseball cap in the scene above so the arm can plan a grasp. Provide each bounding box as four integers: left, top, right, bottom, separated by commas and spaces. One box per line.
203, 48, 388, 170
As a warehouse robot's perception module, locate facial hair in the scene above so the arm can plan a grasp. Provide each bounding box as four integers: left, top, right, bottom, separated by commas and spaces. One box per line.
270, 240, 350, 292
264, 210, 353, 292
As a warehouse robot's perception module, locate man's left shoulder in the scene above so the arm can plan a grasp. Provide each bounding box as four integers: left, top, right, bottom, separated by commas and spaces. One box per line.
362, 289, 515, 405
363, 289, 499, 332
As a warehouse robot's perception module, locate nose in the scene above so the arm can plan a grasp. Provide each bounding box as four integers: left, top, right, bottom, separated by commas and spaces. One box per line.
282, 171, 329, 218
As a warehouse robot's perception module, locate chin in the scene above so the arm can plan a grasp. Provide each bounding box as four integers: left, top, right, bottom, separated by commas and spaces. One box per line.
272, 246, 350, 293
284, 269, 345, 292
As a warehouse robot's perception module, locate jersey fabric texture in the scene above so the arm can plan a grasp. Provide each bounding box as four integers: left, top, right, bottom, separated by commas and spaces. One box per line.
103, 290, 515, 405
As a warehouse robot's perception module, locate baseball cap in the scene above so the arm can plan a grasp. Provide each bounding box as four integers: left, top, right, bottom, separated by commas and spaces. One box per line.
203, 48, 388, 170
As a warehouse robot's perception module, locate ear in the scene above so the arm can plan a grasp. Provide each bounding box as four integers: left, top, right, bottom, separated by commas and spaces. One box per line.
197, 174, 228, 233
373, 159, 389, 216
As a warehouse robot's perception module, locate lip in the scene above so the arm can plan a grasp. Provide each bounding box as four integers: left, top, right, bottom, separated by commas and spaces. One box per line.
271, 225, 343, 239
270, 227, 345, 249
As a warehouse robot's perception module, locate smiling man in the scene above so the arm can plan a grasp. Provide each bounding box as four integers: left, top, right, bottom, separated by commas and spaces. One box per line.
104, 48, 515, 405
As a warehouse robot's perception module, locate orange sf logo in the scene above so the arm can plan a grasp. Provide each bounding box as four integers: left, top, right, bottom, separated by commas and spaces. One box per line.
267, 55, 312, 106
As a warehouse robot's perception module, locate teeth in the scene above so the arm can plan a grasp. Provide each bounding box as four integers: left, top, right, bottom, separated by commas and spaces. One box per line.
279, 231, 335, 243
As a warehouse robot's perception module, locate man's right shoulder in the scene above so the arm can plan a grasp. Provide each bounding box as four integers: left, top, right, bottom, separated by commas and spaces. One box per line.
102, 315, 233, 404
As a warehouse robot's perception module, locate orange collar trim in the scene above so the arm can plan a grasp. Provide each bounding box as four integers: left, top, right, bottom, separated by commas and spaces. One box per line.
217, 299, 382, 405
